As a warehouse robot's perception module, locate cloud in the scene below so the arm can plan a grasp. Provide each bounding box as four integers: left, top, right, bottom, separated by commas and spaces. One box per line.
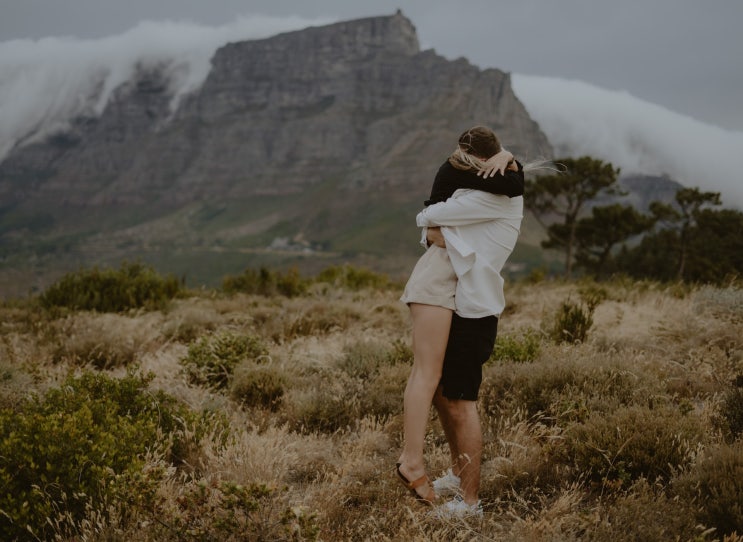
0, 15, 333, 159
512, 74, 743, 208
0, 17, 740, 209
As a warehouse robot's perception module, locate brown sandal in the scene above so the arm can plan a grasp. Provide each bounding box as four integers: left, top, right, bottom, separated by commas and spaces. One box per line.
396, 463, 436, 505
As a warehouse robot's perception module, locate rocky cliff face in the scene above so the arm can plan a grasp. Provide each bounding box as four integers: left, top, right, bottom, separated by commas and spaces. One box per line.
0, 12, 553, 294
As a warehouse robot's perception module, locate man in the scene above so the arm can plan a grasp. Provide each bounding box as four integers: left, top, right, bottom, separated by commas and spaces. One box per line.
417, 170, 523, 517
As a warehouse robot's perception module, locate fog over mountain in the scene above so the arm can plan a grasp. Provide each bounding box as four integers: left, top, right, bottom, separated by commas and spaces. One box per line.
1, 17, 741, 207
512, 75, 743, 208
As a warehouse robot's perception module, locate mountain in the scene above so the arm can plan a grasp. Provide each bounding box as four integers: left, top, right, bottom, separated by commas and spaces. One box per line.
2, 12, 690, 297
0, 12, 555, 296
616, 174, 684, 211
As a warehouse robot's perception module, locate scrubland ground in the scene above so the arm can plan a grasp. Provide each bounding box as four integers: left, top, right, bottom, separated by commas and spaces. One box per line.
1, 276, 742, 541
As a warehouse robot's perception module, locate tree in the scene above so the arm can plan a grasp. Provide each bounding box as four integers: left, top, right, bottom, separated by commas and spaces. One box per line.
683, 207, 743, 283
643, 188, 722, 280
619, 188, 741, 284
573, 203, 655, 278
526, 156, 621, 277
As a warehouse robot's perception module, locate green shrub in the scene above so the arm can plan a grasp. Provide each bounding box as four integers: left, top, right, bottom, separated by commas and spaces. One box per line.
577, 283, 609, 308
361, 364, 408, 420
490, 328, 542, 363
675, 442, 743, 536
0, 372, 198, 541
182, 331, 269, 390
280, 304, 361, 340
283, 375, 362, 433
548, 298, 595, 344
40, 261, 180, 312
560, 404, 707, 488
314, 264, 395, 291
222, 267, 308, 297
480, 362, 635, 423
150, 481, 318, 541
715, 382, 743, 441
230, 364, 287, 409
587, 478, 708, 542
337, 339, 408, 378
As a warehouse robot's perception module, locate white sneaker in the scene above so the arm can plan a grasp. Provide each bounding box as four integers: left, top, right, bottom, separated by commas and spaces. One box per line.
430, 495, 483, 520
431, 468, 461, 497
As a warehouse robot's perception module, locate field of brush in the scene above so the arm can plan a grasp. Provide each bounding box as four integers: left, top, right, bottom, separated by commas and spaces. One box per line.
1, 269, 742, 541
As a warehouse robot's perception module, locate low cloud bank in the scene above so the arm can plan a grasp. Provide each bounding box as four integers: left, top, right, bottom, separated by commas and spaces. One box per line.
0, 18, 740, 208
0, 15, 332, 159
512, 74, 743, 208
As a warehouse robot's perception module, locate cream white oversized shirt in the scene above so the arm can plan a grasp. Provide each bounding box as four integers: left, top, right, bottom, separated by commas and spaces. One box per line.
416, 189, 523, 318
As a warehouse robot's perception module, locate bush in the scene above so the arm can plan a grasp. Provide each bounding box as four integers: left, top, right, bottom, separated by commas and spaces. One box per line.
361, 364, 408, 420
490, 328, 542, 363
150, 481, 318, 541
480, 362, 635, 423
39, 261, 180, 312
182, 331, 269, 390
336, 339, 408, 378
230, 364, 287, 409
675, 442, 743, 536
587, 478, 708, 542
715, 382, 743, 441
0, 372, 198, 541
548, 298, 595, 344
282, 375, 362, 433
546, 288, 605, 345
560, 404, 707, 488
276, 303, 362, 340
314, 264, 395, 291
222, 267, 308, 297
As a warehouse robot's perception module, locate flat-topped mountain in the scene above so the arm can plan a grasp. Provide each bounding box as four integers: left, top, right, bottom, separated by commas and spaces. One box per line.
1, 12, 554, 295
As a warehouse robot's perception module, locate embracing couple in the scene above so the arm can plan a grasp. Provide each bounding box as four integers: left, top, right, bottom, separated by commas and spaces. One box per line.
397, 125, 524, 519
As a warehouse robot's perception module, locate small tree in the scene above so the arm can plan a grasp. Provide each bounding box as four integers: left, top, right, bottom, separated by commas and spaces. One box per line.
573, 203, 655, 278
619, 188, 742, 284
641, 188, 722, 280
526, 156, 622, 277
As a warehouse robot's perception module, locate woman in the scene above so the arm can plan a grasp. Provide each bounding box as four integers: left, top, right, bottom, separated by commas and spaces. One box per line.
396, 126, 524, 503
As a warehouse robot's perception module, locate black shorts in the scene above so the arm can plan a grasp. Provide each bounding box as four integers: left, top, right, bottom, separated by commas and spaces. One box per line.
440, 313, 498, 401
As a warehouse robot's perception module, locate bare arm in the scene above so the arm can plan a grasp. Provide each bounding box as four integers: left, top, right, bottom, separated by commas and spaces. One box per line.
478, 149, 515, 177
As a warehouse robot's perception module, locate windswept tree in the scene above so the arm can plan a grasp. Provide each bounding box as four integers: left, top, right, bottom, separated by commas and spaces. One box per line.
573, 203, 655, 278
526, 156, 622, 277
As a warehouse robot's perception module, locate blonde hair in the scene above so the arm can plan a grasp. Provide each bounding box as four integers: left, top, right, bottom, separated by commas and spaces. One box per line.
448, 147, 490, 171
448, 125, 560, 175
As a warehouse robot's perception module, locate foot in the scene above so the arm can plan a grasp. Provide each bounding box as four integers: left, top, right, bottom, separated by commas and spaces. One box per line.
432, 468, 461, 498
429, 495, 483, 520
396, 463, 436, 504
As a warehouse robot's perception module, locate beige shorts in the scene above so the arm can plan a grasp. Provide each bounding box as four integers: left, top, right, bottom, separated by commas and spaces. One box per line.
400, 245, 457, 310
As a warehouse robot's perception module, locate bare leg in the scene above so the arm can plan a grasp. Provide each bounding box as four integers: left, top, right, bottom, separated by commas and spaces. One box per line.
397, 303, 452, 499
433, 386, 482, 505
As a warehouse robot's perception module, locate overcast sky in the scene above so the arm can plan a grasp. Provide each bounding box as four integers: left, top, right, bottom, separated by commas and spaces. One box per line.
2, 0, 742, 131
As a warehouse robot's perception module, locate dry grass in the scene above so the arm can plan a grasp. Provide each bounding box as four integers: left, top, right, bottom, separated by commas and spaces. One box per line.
1, 278, 742, 540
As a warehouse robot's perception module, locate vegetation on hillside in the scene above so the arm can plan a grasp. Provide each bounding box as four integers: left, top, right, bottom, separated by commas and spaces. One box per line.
527, 157, 743, 283
1, 264, 741, 540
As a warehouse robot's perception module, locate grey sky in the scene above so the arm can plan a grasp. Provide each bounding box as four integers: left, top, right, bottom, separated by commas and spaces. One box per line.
1, 0, 742, 131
